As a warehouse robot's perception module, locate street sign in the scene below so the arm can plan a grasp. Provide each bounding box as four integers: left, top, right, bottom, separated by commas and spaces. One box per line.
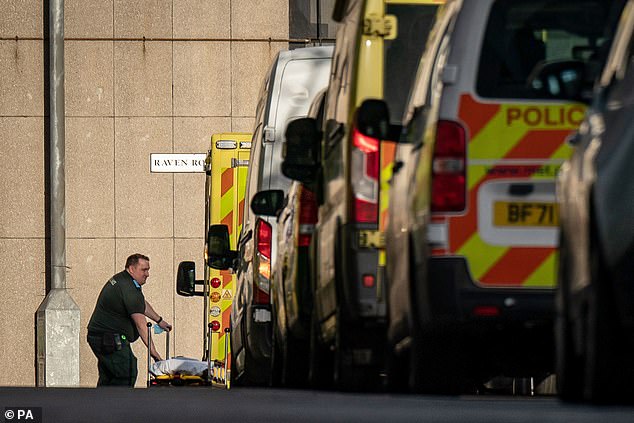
150, 153, 206, 173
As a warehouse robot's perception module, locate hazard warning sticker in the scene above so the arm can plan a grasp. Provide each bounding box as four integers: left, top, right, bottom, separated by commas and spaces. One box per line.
222, 290, 232, 300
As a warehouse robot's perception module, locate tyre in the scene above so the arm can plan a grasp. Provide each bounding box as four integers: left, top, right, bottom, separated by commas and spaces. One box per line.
281, 330, 309, 388
555, 231, 584, 401
583, 231, 621, 403
307, 306, 332, 389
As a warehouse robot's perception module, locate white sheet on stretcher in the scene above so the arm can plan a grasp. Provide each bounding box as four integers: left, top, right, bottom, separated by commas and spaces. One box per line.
150, 357, 209, 377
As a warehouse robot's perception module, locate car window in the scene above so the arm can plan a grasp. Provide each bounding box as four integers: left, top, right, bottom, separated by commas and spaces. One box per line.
384, 3, 439, 124
477, 0, 626, 99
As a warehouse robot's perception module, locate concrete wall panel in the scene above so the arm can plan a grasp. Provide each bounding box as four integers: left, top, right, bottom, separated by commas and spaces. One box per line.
66, 41, 114, 117
65, 0, 114, 39
232, 0, 289, 39
114, 0, 173, 39
0, 41, 44, 116
0, 239, 45, 386
173, 42, 231, 117
0, 117, 45, 238
1, 0, 42, 38
114, 42, 172, 117
114, 117, 173, 238
66, 117, 115, 238
174, 0, 230, 39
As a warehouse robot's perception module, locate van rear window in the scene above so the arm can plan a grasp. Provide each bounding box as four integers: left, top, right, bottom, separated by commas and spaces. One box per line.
476, 0, 626, 99
384, 4, 439, 123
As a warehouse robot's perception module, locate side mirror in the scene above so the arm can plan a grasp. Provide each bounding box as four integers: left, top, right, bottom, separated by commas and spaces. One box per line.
355, 99, 402, 141
176, 261, 205, 297
207, 224, 238, 270
251, 190, 285, 216
282, 117, 321, 183
527, 60, 587, 102
176, 261, 196, 296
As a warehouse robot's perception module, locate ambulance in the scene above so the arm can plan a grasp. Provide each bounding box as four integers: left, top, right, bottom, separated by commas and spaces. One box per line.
176, 132, 251, 386
356, 0, 628, 393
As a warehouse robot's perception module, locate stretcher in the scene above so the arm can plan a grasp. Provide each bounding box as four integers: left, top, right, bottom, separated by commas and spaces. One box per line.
146, 322, 231, 388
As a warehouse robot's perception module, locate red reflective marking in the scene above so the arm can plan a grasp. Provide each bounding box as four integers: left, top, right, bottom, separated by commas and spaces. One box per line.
221, 211, 233, 234
479, 247, 555, 286
458, 94, 501, 141
221, 168, 233, 196
221, 270, 231, 288
503, 130, 571, 160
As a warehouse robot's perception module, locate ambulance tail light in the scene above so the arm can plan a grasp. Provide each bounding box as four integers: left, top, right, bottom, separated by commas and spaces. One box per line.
254, 218, 271, 305
298, 187, 317, 247
351, 127, 379, 223
431, 120, 466, 212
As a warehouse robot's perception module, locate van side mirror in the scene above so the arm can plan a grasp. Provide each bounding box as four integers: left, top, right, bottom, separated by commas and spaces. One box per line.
207, 224, 238, 270
282, 117, 321, 184
251, 190, 285, 216
355, 99, 402, 141
176, 261, 204, 297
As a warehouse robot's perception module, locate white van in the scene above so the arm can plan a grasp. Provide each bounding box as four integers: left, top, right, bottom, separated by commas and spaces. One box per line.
228, 46, 333, 385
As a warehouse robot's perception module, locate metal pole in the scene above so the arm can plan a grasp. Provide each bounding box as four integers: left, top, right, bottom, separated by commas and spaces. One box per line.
224, 328, 230, 389
50, 0, 66, 290
147, 322, 152, 387
165, 328, 170, 360
35, 0, 80, 387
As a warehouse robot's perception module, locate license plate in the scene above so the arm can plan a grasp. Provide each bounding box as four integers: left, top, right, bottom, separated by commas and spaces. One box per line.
493, 202, 559, 227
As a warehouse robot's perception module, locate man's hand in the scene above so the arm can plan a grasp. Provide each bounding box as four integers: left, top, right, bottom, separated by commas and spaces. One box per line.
158, 319, 172, 331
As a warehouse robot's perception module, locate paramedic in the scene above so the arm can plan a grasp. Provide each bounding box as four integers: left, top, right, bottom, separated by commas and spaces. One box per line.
87, 253, 172, 386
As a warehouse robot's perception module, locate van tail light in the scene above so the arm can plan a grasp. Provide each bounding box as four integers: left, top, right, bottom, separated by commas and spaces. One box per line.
351, 127, 379, 223
254, 218, 271, 305
298, 187, 317, 247
431, 120, 466, 212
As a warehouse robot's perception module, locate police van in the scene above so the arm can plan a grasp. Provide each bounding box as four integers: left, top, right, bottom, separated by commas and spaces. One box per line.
359, 0, 627, 393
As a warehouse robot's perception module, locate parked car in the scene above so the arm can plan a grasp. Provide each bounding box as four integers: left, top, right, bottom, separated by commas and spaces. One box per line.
225, 46, 333, 385
282, 0, 442, 390
357, 0, 627, 394
556, 0, 634, 403
250, 89, 326, 387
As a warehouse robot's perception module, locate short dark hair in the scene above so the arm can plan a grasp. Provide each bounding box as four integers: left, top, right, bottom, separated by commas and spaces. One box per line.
125, 253, 149, 269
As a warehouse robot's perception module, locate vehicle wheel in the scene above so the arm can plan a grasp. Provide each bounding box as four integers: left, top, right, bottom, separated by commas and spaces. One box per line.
308, 306, 332, 389
583, 231, 622, 403
555, 231, 584, 401
282, 331, 309, 388
269, 307, 282, 387
410, 329, 468, 395
333, 310, 382, 392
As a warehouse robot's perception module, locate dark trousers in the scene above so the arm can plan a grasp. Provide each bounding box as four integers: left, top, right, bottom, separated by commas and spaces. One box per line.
87, 335, 138, 386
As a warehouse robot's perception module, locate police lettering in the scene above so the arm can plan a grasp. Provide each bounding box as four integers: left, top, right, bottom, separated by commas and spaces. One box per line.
506, 106, 585, 127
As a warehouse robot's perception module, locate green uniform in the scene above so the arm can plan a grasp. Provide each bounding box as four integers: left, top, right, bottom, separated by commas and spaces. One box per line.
87, 270, 146, 386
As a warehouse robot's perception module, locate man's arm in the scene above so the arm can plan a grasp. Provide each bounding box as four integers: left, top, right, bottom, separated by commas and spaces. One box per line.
144, 301, 172, 331
131, 313, 162, 362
